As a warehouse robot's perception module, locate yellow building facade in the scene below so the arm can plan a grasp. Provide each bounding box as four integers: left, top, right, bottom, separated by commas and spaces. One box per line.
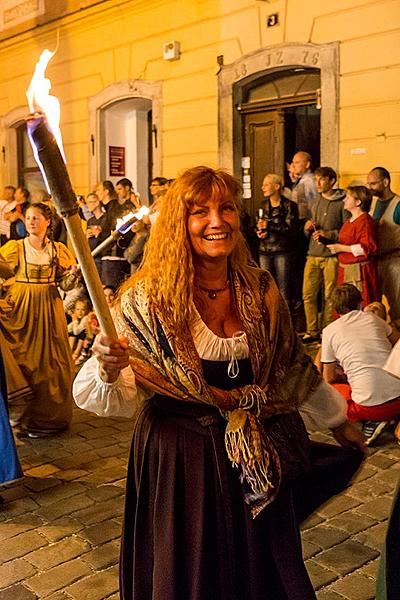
0, 0, 399, 207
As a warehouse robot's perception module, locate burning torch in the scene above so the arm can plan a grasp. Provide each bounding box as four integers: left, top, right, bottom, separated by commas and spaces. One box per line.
26, 49, 117, 338
91, 205, 149, 259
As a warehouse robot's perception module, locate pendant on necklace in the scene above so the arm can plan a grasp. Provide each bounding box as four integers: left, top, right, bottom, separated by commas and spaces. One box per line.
198, 279, 230, 299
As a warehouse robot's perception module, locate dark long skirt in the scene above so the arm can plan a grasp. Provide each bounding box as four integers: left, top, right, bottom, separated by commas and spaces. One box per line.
120, 394, 363, 600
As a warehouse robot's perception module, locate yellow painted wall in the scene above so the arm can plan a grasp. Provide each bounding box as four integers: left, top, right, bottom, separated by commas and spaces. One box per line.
0, 0, 399, 193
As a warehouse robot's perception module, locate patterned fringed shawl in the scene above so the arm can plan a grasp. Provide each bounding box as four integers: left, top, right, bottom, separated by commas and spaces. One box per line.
114, 266, 321, 516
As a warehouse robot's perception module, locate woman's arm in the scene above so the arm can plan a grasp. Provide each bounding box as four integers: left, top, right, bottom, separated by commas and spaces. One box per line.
328, 216, 378, 258
327, 242, 353, 254
323, 361, 340, 384
90, 334, 131, 383
73, 334, 152, 417
299, 380, 366, 452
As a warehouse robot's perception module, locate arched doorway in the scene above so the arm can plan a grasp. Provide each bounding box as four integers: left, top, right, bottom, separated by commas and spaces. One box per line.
99, 97, 152, 202
89, 80, 162, 202
218, 42, 339, 217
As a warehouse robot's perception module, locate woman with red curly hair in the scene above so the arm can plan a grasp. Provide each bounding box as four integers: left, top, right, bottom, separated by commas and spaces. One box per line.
75, 166, 365, 600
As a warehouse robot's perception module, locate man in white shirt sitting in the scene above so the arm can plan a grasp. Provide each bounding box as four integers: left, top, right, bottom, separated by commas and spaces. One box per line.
321, 283, 400, 445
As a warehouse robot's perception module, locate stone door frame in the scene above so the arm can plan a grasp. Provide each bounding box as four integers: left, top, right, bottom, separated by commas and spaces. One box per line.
88, 79, 162, 189
1, 106, 27, 186
218, 42, 339, 174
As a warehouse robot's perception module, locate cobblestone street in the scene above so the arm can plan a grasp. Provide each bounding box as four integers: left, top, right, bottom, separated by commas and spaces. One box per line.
0, 405, 399, 600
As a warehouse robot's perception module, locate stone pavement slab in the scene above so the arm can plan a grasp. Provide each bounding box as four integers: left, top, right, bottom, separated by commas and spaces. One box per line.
0, 406, 399, 599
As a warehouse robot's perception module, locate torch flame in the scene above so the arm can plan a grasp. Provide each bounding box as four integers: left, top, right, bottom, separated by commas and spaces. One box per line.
26, 49, 66, 164
116, 206, 150, 233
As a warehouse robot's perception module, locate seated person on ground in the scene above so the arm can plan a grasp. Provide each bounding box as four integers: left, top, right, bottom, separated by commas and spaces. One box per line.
320, 284, 400, 445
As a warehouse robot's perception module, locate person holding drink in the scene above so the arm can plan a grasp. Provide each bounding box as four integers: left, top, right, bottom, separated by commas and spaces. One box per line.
256, 173, 300, 307
302, 167, 346, 343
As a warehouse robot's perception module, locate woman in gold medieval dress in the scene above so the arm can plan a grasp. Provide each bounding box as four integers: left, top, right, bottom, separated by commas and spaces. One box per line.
0, 202, 78, 437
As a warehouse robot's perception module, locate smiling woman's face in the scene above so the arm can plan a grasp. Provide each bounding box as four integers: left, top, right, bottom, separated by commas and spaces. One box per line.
187, 195, 240, 262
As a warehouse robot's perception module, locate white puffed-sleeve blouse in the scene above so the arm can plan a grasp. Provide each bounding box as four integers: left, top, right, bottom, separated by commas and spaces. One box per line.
73, 315, 346, 430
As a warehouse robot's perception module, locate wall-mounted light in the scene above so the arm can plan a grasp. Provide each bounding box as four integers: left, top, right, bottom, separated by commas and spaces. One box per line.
163, 41, 181, 61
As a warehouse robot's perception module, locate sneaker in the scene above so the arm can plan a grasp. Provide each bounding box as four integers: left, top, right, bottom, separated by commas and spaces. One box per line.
362, 421, 389, 446
302, 333, 321, 344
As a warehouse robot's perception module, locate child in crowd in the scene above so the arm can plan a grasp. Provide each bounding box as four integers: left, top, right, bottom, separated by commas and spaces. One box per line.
74, 310, 100, 366
63, 283, 87, 321
68, 298, 91, 364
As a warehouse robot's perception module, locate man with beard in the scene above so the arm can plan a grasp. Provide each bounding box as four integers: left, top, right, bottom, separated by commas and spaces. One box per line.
367, 167, 400, 324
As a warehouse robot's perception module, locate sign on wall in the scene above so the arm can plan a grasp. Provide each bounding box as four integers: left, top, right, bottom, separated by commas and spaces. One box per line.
109, 146, 125, 177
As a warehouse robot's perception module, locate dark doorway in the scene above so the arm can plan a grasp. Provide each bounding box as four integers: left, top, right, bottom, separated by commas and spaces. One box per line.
243, 109, 284, 216
234, 68, 321, 216
284, 104, 320, 187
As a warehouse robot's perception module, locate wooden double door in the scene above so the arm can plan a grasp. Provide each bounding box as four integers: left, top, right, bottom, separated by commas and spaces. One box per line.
243, 103, 321, 215
243, 108, 285, 215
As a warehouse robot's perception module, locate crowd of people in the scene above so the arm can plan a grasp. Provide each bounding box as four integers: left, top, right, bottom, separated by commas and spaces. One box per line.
0, 162, 398, 444
0, 162, 398, 597
256, 155, 400, 445
256, 156, 398, 331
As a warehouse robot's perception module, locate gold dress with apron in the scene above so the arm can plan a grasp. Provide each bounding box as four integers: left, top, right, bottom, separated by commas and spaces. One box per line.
0, 238, 76, 434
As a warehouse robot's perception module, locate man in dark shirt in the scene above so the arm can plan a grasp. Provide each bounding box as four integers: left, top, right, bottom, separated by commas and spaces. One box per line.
101, 179, 141, 289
